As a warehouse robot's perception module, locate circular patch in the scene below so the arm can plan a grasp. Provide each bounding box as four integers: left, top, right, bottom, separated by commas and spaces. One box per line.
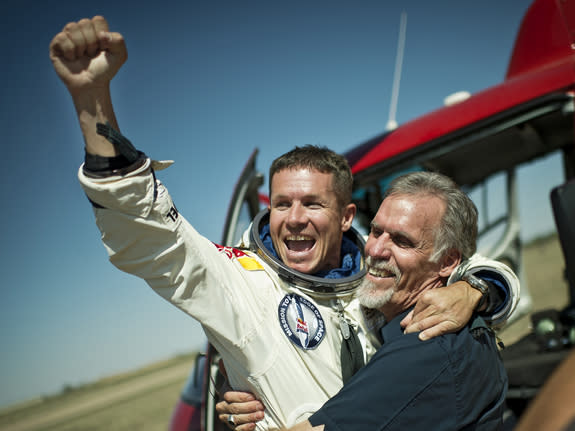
278, 293, 325, 350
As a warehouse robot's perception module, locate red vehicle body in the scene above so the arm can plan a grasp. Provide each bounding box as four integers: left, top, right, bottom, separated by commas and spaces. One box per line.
170, 0, 575, 428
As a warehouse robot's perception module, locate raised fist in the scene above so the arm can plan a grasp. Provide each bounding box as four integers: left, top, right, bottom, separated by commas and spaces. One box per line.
49, 16, 127, 93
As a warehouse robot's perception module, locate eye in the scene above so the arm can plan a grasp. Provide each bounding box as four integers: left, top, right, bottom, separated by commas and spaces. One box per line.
370, 226, 383, 238
272, 200, 291, 210
392, 234, 413, 248
305, 201, 324, 209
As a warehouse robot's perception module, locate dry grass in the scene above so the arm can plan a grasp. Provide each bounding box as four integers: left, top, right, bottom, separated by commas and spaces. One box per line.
499, 232, 569, 346
40, 382, 185, 431
0, 353, 197, 431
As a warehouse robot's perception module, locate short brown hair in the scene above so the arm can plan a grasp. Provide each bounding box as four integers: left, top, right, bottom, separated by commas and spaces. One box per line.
269, 145, 353, 208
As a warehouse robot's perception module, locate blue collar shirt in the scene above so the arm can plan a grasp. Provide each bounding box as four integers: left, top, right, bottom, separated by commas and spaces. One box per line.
309, 308, 508, 430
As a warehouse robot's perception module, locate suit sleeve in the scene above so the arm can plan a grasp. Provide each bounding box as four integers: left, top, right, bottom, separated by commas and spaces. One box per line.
448, 253, 520, 329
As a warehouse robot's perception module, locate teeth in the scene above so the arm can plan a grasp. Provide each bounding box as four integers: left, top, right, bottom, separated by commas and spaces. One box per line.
365, 257, 397, 278
286, 235, 313, 241
285, 235, 315, 252
368, 268, 393, 278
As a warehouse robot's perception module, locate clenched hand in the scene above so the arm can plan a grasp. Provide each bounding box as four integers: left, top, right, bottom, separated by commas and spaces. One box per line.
49, 16, 126, 94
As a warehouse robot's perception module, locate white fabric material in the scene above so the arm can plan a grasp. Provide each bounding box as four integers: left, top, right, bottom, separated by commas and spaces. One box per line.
79, 163, 377, 430
448, 253, 520, 328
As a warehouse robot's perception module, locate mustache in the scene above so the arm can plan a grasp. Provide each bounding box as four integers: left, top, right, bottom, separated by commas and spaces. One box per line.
365, 256, 401, 280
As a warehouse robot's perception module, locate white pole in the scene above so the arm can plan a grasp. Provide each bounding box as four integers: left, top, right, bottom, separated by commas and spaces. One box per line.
386, 11, 407, 131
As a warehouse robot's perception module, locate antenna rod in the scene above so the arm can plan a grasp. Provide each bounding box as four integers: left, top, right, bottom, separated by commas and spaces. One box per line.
386, 11, 407, 131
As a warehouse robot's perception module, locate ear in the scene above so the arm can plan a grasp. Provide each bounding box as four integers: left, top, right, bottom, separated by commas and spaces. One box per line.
438, 248, 462, 278
341, 203, 357, 232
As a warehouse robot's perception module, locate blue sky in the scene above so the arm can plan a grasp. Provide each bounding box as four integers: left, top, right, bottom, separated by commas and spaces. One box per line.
1, 0, 560, 408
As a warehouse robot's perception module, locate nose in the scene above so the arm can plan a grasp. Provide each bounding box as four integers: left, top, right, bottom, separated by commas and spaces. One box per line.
286, 203, 307, 227
366, 232, 392, 259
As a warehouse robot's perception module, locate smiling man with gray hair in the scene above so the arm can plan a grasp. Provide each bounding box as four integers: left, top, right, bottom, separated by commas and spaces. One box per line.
291, 171, 508, 431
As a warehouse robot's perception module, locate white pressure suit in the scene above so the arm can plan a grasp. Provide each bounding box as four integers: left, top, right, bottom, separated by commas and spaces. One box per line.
78, 157, 519, 430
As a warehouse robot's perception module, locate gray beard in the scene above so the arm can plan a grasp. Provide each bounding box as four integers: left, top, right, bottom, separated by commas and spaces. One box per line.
356, 277, 396, 310
357, 257, 401, 310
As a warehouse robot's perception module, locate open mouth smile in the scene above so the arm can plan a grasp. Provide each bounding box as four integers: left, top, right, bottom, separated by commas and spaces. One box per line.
285, 235, 315, 252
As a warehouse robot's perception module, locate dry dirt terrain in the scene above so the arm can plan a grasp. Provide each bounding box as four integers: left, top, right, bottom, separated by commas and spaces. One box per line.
0, 233, 569, 430
0, 355, 196, 431
498, 233, 569, 346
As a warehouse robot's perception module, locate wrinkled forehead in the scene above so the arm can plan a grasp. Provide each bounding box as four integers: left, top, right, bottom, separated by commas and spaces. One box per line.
377, 194, 445, 231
